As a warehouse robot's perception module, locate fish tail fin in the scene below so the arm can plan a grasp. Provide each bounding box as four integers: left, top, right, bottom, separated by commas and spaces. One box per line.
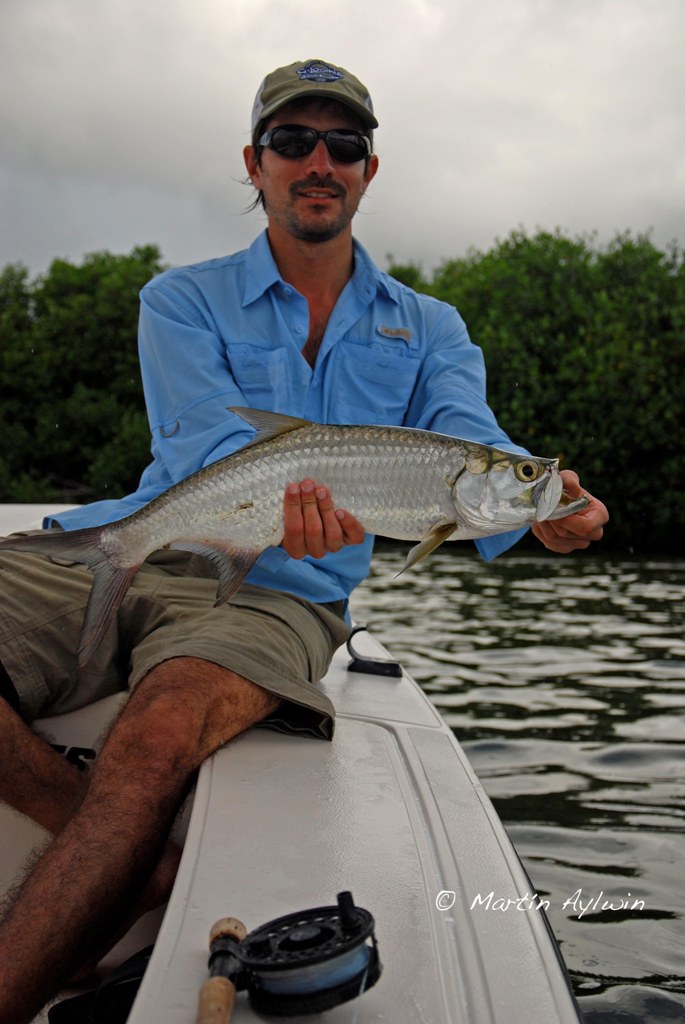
0, 526, 139, 667
78, 560, 139, 667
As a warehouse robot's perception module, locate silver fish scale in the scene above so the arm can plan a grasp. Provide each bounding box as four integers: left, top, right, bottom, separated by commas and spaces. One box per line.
289, 427, 463, 538
105, 423, 468, 565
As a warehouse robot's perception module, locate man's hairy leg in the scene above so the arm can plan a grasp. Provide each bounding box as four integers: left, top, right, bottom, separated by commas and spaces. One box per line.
0, 687, 182, 935
0, 657, 281, 1024
0, 697, 90, 833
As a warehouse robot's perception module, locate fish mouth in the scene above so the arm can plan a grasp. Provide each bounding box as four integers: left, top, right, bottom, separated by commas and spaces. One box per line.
533, 464, 563, 521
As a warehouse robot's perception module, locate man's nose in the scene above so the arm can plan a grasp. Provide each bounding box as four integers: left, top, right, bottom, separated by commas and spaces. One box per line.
304, 138, 335, 175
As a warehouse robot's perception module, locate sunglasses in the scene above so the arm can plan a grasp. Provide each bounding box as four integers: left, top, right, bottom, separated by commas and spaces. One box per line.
258, 125, 371, 164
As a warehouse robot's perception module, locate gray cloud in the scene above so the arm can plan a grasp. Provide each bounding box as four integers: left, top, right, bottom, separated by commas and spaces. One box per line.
1, 0, 683, 274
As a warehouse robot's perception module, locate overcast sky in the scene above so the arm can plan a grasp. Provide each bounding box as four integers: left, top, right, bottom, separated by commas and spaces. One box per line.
2, 0, 683, 278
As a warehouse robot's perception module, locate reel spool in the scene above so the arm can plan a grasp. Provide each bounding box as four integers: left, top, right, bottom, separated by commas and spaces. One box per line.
237, 891, 381, 1016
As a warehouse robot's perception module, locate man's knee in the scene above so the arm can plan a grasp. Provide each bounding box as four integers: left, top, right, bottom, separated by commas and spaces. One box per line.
117, 657, 281, 768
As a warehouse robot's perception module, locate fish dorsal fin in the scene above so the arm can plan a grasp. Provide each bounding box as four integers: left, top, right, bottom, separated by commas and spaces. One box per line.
228, 407, 311, 450
398, 521, 457, 577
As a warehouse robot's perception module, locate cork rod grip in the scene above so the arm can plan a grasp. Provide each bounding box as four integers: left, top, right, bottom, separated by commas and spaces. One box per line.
195, 975, 236, 1024
195, 917, 247, 1024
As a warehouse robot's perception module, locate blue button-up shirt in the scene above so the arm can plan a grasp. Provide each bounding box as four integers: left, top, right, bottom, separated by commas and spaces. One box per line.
51, 231, 528, 604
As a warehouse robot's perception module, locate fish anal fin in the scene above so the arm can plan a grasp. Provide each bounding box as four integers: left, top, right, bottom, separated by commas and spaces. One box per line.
228, 407, 310, 450
169, 540, 260, 605
398, 522, 457, 577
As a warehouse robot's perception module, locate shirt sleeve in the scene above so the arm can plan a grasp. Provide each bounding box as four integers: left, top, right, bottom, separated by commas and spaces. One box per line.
405, 305, 527, 450
138, 275, 254, 484
405, 302, 530, 560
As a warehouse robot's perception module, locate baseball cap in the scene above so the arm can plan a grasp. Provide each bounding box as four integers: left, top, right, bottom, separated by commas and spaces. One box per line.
251, 59, 378, 131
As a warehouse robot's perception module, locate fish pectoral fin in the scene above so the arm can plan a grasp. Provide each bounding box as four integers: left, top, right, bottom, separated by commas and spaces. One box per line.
546, 491, 590, 521
169, 541, 260, 605
228, 407, 311, 450
398, 522, 457, 576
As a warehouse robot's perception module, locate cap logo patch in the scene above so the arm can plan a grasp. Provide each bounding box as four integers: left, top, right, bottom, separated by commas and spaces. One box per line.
298, 61, 344, 84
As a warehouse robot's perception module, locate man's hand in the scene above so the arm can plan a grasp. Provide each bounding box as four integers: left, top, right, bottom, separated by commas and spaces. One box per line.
531, 470, 609, 554
282, 479, 366, 559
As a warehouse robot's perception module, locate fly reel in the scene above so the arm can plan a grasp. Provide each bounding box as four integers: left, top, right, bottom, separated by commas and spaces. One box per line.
239, 890, 381, 1015
202, 891, 381, 1019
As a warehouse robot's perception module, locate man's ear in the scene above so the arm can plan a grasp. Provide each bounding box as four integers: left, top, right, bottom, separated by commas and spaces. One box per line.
243, 145, 262, 186
363, 154, 380, 190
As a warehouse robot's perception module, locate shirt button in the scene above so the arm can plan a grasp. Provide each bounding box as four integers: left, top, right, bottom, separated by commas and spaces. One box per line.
295, 325, 305, 335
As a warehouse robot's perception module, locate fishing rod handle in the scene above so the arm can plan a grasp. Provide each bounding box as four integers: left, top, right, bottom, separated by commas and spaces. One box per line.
195, 917, 247, 1024
195, 975, 236, 1024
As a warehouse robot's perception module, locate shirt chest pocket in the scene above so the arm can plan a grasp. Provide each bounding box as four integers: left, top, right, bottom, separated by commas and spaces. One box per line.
228, 345, 290, 400
331, 342, 421, 425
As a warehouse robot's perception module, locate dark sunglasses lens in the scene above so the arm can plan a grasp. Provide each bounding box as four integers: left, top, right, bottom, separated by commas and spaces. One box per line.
268, 127, 368, 163
326, 131, 369, 162
270, 128, 318, 158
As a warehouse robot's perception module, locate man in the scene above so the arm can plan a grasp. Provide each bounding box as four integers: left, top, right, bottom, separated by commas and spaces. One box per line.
0, 59, 608, 1022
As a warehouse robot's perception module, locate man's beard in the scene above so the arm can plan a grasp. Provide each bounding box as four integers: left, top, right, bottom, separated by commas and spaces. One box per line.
268, 179, 356, 243
288, 218, 347, 243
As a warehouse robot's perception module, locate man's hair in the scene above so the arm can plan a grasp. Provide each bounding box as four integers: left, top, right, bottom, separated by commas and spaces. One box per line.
245, 119, 269, 213
245, 98, 374, 213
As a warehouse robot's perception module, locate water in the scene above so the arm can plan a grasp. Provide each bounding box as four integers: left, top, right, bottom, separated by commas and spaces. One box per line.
349, 545, 685, 1023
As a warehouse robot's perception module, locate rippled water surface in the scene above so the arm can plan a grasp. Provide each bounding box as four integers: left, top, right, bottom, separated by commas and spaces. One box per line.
350, 546, 685, 1023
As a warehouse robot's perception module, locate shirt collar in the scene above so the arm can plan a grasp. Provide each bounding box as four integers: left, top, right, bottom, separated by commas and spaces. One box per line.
350, 238, 399, 305
242, 231, 283, 306
242, 230, 399, 307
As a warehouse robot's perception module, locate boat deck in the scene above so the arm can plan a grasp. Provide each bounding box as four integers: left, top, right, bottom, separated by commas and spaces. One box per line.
129, 628, 580, 1022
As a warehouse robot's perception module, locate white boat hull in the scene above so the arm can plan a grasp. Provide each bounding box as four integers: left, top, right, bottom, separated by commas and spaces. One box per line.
0, 506, 581, 1022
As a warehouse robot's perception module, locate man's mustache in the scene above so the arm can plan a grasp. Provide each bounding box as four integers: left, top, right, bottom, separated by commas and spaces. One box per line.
290, 178, 346, 198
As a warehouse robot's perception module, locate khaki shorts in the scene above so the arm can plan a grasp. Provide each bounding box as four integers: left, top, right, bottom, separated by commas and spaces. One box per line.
0, 546, 350, 739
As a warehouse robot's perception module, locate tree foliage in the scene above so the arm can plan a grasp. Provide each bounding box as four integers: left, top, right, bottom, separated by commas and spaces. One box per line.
0, 234, 682, 553
390, 231, 684, 555
0, 246, 164, 502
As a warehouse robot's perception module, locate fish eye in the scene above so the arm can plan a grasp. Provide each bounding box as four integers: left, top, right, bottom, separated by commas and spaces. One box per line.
515, 461, 541, 482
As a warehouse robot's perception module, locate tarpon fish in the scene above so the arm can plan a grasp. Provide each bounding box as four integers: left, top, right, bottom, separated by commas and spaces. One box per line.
0, 408, 587, 665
